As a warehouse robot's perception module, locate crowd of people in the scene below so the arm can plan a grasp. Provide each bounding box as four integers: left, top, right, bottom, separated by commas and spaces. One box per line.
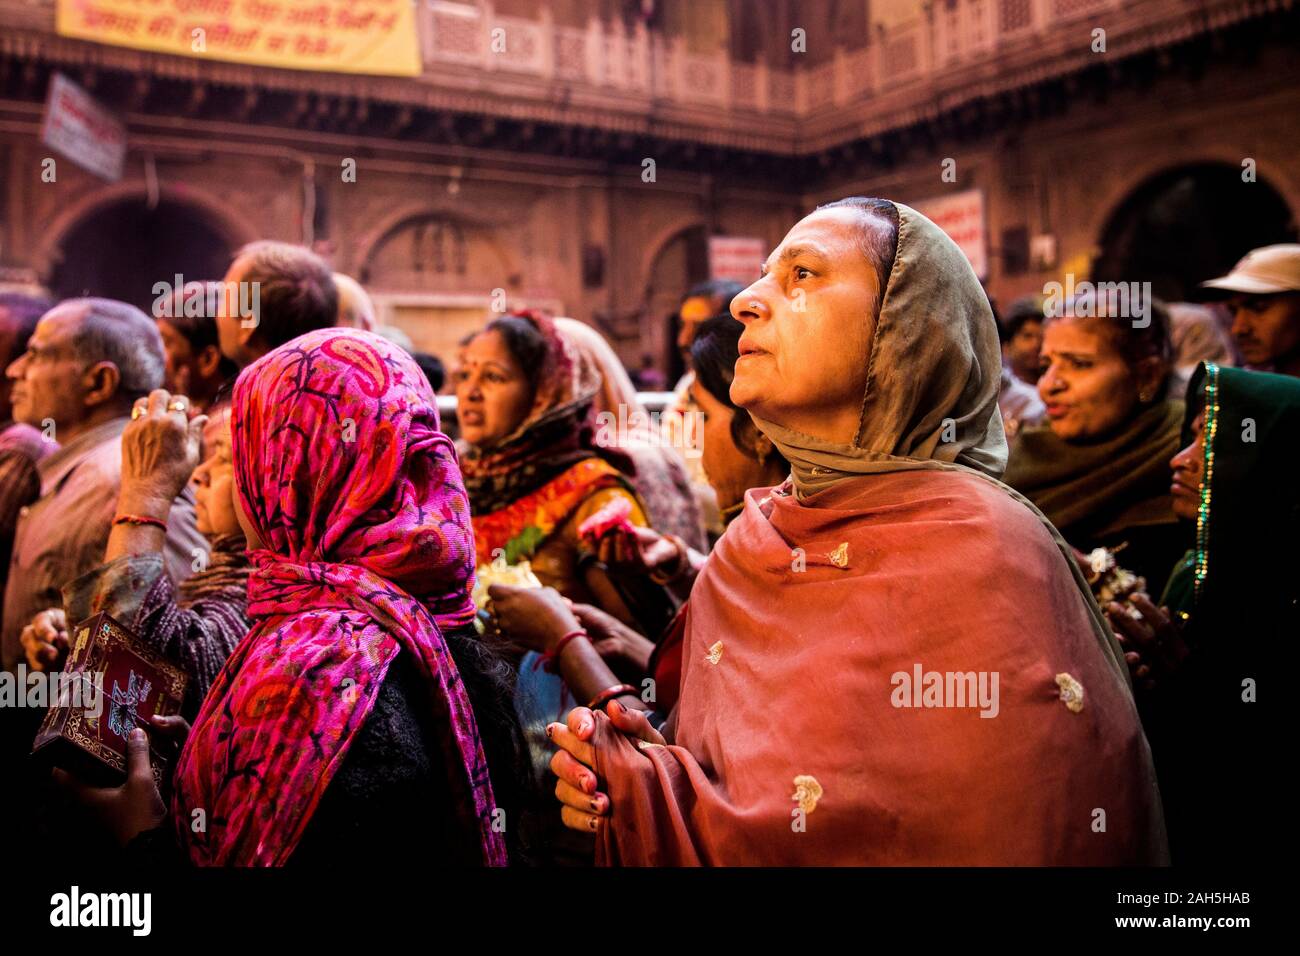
0, 200, 1293, 867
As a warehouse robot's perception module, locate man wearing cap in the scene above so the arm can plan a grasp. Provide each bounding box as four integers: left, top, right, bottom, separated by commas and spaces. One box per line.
1202, 243, 1300, 377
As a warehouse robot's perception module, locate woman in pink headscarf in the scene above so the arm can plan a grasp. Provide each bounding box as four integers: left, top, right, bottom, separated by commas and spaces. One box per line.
59, 329, 522, 866
174, 327, 516, 865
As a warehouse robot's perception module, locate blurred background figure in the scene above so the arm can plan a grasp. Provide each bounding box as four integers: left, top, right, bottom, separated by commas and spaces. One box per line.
1166, 302, 1235, 391
0, 293, 52, 430
685, 316, 789, 524
32, 401, 250, 719
0, 298, 207, 865
154, 280, 238, 413
665, 280, 745, 540
216, 241, 339, 369
632, 354, 665, 391
556, 316, 704, 551
993, 294, 1046, 438
1201, 243, 1300, 377
671, 280, 744, 392
372, 323, 416, 353
412, 351, 446, 393
334, 272, 377, 331
455, 310, 652, 621
1001, 295, 1046, 385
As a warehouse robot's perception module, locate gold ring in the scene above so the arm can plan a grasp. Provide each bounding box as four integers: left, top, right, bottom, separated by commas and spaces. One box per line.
168, 400, 188, 413
131, 404, 145, 420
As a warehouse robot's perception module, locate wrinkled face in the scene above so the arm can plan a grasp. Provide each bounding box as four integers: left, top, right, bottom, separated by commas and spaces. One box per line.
4, 304, 91, 430
1169, 411, 1205, 522
1228, 292, 1300, 368
677, 295, 717, 358
1004, 319, 1043, 382
192, 411, 241, 538
453, 330, 535, 449
730, 207, 881, 445
1037, 317, 1141, 442
157, 319, 194, 396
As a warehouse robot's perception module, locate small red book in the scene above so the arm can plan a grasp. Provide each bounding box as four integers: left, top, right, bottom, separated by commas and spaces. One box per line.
31, 612, 187, 786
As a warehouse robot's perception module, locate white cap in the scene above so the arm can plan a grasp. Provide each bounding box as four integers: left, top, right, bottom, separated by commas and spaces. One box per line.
1202, 244, 1300, 295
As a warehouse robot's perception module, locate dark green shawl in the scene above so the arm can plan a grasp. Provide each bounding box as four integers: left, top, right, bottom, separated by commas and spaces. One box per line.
1160, 363, 1300, 628
1143, 363, 1298, 865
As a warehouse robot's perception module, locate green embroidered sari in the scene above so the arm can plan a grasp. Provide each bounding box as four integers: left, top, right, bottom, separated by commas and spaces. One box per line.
1149, 362, 1299, 865
1159, 362, 1300, 627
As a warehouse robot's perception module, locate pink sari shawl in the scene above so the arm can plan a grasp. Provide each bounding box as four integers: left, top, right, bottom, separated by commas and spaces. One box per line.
173, 329, 505, 866
595, 470, 1167, 865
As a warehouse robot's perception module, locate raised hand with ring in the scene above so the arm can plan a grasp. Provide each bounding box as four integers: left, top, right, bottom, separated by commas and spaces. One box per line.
119, 388, 207, 518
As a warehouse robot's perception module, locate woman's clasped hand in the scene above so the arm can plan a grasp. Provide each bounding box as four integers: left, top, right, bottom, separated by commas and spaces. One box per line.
546, 699, 664, 833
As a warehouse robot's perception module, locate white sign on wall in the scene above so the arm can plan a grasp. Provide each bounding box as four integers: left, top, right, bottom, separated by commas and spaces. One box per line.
708, 236, 767, 285
41, 73, 127, 183
913, 189, 988, 280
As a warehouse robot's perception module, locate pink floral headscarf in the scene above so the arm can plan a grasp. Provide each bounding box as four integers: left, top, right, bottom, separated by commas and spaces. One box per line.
173, 328, 505, 866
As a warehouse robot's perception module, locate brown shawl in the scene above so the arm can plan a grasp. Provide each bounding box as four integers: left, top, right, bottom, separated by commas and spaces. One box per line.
1003, 399, 1184, 540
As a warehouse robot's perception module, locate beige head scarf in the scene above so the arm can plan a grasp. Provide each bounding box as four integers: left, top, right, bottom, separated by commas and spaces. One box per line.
751, 200, 1132, 688
752, 201, 1007, 494
554, 317, 708, 550
554, 317, 644, 429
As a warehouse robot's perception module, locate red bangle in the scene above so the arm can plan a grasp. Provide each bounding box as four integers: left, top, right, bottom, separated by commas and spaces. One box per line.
113, 513, 167, 531
538, 629, 588, 674
586, 683, 638, 711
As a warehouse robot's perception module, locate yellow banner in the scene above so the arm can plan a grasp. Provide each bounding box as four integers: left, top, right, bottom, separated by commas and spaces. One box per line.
56, 0, 422, 77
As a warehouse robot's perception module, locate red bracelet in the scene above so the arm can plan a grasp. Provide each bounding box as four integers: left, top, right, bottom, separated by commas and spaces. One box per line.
586, 683, 638, 711
537, 629, 589, 674
113, 513, 167, 531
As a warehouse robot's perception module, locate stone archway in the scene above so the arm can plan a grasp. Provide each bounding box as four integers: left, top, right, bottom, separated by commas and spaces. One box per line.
1092, 162, 1298, 302
358, 210, 519, 293
38, 183, 255, 313
357, 209, 523, 369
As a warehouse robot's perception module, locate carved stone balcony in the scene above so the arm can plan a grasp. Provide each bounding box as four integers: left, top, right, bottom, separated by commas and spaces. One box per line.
0, 0, 1278, 155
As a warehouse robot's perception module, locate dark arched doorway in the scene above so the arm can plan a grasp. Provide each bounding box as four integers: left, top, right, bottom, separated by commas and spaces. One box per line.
49, 198, 234, 313
1093, 163, 1297, 302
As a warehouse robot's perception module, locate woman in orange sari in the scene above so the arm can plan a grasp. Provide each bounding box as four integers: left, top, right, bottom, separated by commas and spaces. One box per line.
455, 311, 647, 620
546, 199, 1168, 865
